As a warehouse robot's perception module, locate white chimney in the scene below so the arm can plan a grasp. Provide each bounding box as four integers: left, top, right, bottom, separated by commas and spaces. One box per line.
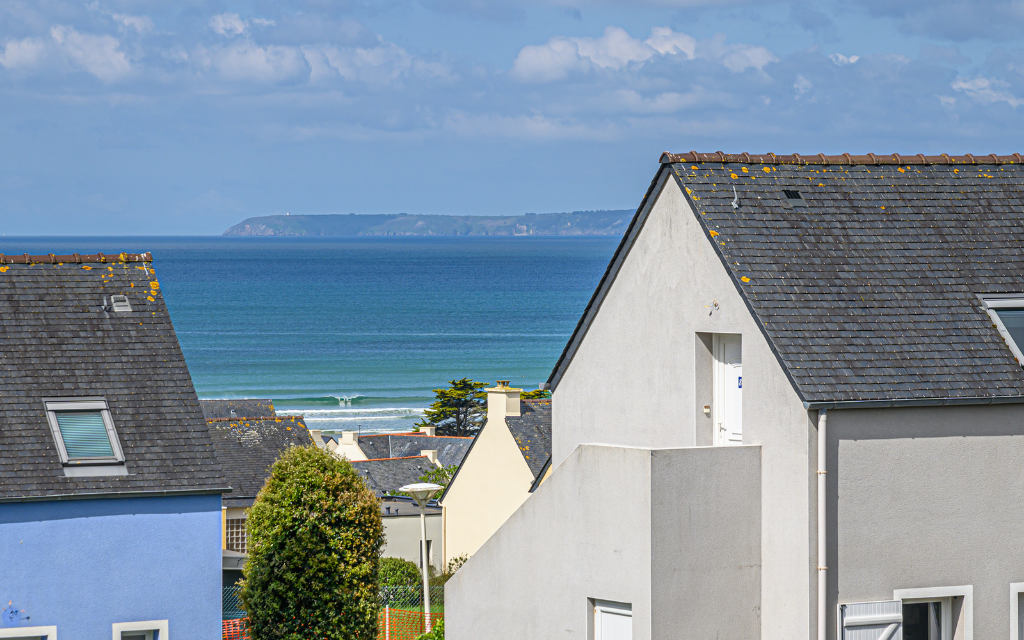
421, 425, 437, 437
487, 380, 522, 420
308, 429, 324, 449
421, 449, 440, 466
336, 431, 368, 461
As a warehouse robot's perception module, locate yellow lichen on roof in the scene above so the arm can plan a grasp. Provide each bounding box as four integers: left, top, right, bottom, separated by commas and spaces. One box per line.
710, 230, 719, 237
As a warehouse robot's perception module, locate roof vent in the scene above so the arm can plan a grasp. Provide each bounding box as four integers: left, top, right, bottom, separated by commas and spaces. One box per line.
780, 190, 806, 209
110, 295, 132, 313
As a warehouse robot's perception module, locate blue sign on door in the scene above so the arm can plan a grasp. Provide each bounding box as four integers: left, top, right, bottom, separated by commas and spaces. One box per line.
738, 376, 742, 389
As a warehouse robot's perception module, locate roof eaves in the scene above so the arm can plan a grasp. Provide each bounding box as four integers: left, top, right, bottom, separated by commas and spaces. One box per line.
806, 395, 1024, 411
0, 487, 231, 504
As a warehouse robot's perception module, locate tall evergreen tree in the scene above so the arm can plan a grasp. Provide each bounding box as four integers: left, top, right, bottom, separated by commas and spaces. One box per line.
415, 378, 488, 437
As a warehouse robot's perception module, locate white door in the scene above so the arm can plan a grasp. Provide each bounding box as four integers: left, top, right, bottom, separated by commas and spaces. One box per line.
595, 601, 631, 640
713, 334, 743, 446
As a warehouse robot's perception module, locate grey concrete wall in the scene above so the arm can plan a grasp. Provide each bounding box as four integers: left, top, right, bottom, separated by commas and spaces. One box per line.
651, 445, 762, 640
826, 405, 1024, 639
551, 174, 813, 638
447, 444, 655, 640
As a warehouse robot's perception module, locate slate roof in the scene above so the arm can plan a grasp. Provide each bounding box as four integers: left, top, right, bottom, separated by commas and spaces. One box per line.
0, 253, 228, 501
550, 152, 1024, 406
354, 433, 473, 467
208, 415, 314, 508
351, 456, 436, 496
201, 399, 275, 420
506, 399, 551, 479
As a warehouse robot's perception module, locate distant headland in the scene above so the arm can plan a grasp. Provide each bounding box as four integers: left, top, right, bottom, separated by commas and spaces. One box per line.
222, 210, 633, 236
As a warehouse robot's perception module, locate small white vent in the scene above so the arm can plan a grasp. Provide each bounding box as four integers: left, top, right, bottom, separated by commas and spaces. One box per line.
110, 295, 132, 313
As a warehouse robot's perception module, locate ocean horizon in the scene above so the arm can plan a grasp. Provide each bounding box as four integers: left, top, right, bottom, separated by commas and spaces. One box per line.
1, 236, 619, 434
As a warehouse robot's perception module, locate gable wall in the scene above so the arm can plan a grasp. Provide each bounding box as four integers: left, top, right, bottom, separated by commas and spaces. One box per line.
551, 175, 814, 640
441, 406, 536, 562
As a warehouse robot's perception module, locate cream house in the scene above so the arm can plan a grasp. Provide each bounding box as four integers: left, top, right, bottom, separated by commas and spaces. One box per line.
440, 381, 551, 563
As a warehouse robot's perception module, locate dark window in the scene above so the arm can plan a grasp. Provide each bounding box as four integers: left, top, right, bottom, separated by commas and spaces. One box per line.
994, 308, 1024, 353
783, 189, 803, 200
903, 602, 940, 640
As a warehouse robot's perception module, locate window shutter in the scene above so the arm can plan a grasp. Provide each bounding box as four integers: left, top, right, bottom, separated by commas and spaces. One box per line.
55, 411, 114, 458
841, 600, 903, 640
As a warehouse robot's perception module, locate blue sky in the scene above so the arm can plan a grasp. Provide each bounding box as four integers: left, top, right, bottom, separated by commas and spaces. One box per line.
2, 1, 1024, 235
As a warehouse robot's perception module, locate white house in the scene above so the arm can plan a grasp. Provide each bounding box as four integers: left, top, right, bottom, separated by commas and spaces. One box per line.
446, 152, 1024, 640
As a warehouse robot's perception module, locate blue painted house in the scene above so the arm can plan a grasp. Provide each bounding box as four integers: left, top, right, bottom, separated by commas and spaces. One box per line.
0, 252, 228, 639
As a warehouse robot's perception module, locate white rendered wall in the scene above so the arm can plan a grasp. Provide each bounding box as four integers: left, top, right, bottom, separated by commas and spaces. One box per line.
551, 175, 813, 640
446, 444, 654, 640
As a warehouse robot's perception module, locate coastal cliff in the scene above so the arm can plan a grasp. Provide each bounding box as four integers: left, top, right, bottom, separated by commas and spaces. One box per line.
223, 211, 632, 236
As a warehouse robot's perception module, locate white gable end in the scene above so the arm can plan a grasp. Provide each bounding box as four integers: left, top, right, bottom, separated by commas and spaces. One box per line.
550, 170, 813, 640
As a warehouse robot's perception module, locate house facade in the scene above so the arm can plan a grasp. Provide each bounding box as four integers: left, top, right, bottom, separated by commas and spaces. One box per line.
0, 252, 228, 639
447, 153, 1024, 640
440, 382, 551, 562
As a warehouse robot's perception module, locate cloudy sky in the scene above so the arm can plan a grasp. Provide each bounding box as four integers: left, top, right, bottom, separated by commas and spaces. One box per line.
2, 1, 1023, 234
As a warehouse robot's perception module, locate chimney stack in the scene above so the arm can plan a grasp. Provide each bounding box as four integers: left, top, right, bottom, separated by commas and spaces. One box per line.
421, 425, 437, 437
342, 431, 358, 445
421, 449, 440, 466
486, 379, 522, 421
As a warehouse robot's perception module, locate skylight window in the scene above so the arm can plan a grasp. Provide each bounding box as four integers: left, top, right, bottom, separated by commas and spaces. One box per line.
783, 190, 803, 200
983, 297, 1024, 364
45, 399, 124, 465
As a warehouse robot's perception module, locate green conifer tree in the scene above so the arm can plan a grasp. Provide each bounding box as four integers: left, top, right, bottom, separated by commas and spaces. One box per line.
415, 378, 488, 437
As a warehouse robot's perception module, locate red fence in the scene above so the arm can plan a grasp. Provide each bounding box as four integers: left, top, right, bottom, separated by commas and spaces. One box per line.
223, 610, 443, 640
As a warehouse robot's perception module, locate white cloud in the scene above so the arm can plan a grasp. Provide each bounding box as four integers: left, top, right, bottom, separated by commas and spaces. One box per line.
210, 13, 248, 36
0, 37, 48, 70
112, 13, 154, 33
512, 27, 772, 83
204, 42, 310, 82
952, 76, 1024, 107
794, 74, 812, 94
314, 41, 450, 85
829, 53, 860, 65
209, 13, 275, 37
50, 25, 130, 82
696, 34, 777, 72
645, 26, 696, 57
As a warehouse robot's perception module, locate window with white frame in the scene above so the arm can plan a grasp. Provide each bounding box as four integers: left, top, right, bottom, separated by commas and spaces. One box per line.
982, 297, 1024, 363
894, 586, 971, 640
0, 626, 58, 640
112, 620, 167, 640
44, 399, 124, 465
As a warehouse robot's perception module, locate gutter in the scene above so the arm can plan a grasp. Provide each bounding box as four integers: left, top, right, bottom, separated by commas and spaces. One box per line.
817, 409, 827, 640
804, 395, 1024, 410
0, 487, 232, 504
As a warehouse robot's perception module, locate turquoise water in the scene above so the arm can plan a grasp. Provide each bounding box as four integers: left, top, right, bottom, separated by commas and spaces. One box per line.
1, 236, 618, 432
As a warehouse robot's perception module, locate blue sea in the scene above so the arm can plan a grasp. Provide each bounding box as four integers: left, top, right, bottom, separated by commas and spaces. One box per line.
0, 236, 618, 433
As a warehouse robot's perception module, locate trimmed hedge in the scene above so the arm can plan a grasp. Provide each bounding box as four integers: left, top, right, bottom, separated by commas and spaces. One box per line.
240, 445, 385, 640
380, 557, 421, 587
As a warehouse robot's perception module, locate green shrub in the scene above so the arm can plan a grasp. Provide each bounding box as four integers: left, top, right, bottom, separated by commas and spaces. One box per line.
240, 445, 384, 640
380, 557, 421, 586
429, 554, 468, 588
416, 618, 444, 640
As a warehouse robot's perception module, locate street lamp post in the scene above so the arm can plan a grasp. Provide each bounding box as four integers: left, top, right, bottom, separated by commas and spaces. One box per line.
399, 482, 443, 633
